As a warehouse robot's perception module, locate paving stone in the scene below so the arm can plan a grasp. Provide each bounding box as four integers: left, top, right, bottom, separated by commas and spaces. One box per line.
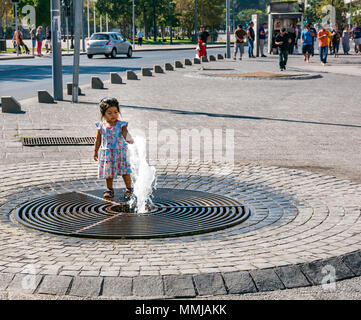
0, 273, 15, 290
193, 273, 227, 296
274, 265, 311, 289
37, 275, 72, 295
299, 260, 325, 285
69, 276, 102, 297
322, 256, 355, 281
133, 275, 164, 297
7, 273, 43, 294
163, 275, 196, 297
101, 277, 132, 297
342, 252, 361, 276
222, 271, 257, 294
250, 269, 285, 292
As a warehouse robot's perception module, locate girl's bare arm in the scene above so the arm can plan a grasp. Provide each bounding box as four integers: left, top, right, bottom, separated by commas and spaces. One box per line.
94, 130, 101, 161
122, 124, 134, 144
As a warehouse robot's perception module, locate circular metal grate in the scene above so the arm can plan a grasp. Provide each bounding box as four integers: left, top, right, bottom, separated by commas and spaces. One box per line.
12, 188, 250, 239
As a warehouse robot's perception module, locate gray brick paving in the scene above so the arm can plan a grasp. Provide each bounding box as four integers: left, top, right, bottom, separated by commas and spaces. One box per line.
133, 275, 164, 297
37, 275, 72, 295
1, 53, 361, 298
68, 276, 102, 297
101, 277, 132, 297
193, 273, 227, 296
223, 271, 257, 294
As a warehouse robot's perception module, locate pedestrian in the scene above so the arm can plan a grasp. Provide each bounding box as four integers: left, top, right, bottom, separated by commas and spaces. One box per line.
288, 23, 296, 54
36, 26, 43, 56
30, 24, 36, 56
247, 21, 256, 58
198, 26, 210, 57
259, 22, 267, 57
309, 23, 317, 56
233, 24, 246, 60
352, 22, 361, 54
275, 27, 291, 71
301, 24, 313, 63
137, 30, 143, 46
45, 27, 51, 54
318, 25, 329, 66
342, 25, 351, 55
19, 30, 30, 54
93, 97, 134, 200
331, 24, 342, 58
12, 27, 21, 53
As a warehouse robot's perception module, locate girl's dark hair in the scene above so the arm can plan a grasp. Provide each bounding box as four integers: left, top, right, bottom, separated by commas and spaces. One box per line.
99, 97, 120, 119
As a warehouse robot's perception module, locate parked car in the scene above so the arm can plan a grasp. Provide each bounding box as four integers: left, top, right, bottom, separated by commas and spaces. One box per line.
86, 32, 132, 59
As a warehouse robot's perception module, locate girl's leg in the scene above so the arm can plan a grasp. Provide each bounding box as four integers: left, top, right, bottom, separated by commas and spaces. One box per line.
106, 178, 113, 190
122, 174, 132, 190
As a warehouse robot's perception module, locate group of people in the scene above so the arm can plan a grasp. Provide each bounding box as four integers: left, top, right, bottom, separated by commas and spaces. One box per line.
13, 25, 52, 56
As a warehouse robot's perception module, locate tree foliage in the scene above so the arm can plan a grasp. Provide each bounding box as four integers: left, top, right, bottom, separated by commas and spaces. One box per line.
18, 0, 50, 27
236, 8, 267, 26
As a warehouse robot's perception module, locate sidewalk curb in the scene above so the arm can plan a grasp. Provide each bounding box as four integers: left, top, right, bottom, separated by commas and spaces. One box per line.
0, 55, 35, 61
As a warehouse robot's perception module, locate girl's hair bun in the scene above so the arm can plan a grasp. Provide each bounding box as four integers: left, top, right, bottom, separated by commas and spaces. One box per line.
100, 97, 120, 117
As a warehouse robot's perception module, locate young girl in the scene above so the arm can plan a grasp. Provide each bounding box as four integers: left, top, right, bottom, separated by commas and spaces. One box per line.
94, 97, 134, 199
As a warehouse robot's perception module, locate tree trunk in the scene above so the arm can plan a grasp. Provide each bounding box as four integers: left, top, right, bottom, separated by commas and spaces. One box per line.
143, 6, 148, 39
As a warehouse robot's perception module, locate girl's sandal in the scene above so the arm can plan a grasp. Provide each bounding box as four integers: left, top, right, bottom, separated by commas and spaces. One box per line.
103, 188, 114, 199
124, 188, 133, 200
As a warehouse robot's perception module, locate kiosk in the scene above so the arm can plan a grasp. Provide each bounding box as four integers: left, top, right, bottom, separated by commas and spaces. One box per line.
267, 0, 305, 54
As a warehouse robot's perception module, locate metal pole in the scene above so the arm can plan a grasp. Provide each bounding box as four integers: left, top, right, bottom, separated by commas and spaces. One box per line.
194, 0, 197, 42
226, 0, 230, 58
153, 0, 156, 41
93, 0, 96, 33
15, 3, 19, 56
100, 15, 102, 32
132, 0, 135, 49
82, 3, 85, 52
87, 0, 90, 38
106, 14, 108, 32
51, 0, 63, 100
66, 16, 69, 51
72, 0, 81, 103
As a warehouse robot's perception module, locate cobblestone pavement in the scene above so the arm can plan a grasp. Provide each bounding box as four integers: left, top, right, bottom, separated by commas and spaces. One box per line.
1, 53, 361, 299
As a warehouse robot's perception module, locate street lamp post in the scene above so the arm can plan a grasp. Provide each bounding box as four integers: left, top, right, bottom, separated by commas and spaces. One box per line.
169, 1, 173, 45
87, 0, 90, 38
51, 0, 63, 100
153, 0, 157, 41
93, 0, 96, 34
226, 0, 230, 58
133, 0, 135, 49
194, 0, 197, 42
14, 2, 19, 56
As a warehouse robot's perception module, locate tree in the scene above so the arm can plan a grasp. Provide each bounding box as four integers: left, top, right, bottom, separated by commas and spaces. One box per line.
350, 2, 361, 25
18, 0, 51, 27
236, 8, 267, 26
0, 0, 13, 37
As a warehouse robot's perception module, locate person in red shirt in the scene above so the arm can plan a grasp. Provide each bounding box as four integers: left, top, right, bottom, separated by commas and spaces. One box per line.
318, 25, 329, 65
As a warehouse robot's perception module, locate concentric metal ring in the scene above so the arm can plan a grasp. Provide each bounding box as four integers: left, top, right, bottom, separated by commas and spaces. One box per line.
12, 188, 250, 239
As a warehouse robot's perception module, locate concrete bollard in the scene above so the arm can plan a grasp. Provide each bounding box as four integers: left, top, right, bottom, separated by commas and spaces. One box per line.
193, 58, 201, 64
38, 90, 55, 103
1, 96, 22, 113
154, 65, 164, 73
91, 77, 104, 89
201, 56, 209, 62
217, 54, 224, 60
67, 83, 82, 95
127, 70, 138, 80
184, 58, 192, 66
142, 68, 152, 76
209, 55, 216, 61
165, 63, 174, 71
110, 72, 123, 84
175, 61, 183, 68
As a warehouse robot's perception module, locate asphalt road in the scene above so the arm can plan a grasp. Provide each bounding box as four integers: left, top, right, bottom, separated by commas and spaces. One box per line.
0, 48, 224, 101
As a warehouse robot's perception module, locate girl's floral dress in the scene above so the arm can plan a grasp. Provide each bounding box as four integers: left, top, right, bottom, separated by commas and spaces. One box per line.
96, 120, 132, 178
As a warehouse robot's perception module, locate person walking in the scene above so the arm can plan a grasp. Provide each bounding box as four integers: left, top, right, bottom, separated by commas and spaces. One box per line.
45, 27, 51, 54
198, 26, 210, 56
275, 28, 291, 71
301, 24, 313, 63
342, 25, 351, 55
247, 21, 255, 58
259, 23, 267, 57
36, 26, 43, 56
30, 24, 36, 56
288, 23, 296, 54
233, 24, 246, 60
309, 23, 317, 56
318, 25, 329, 66
352, 22, 361, 54
331, 24, 342, 58
137, 30, 143, 46
12, 28, 21, 53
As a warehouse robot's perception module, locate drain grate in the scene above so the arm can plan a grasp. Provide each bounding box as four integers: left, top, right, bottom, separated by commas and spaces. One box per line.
12, 188, 251, 239
22, 137, 95, 146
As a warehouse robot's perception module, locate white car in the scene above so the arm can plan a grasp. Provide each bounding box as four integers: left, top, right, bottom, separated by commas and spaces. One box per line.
86, 32, 133, 59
